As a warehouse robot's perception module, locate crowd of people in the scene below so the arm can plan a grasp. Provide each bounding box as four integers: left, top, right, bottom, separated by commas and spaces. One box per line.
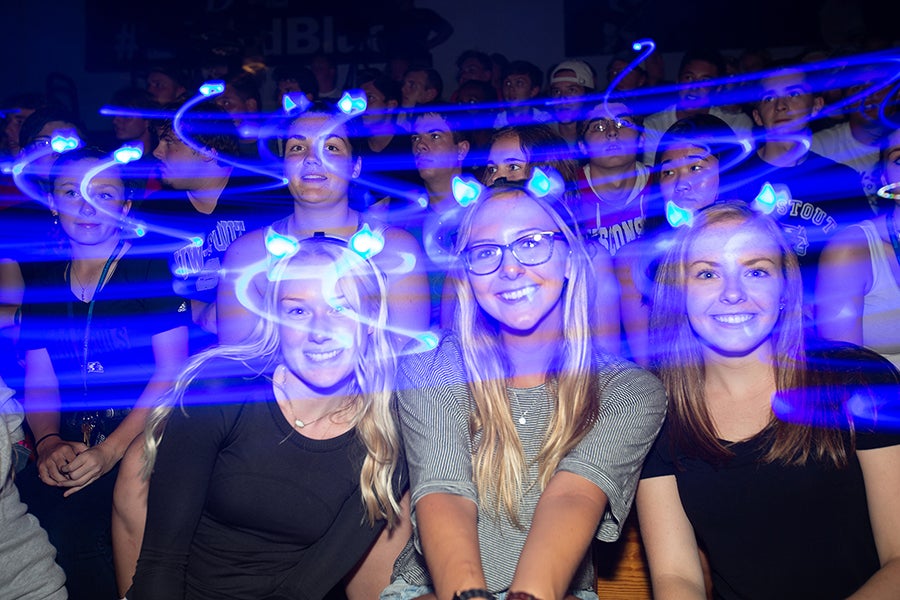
0, 37, 899, 600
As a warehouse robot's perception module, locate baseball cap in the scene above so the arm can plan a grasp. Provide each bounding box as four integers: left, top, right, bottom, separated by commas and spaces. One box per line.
550, 60, 595, 89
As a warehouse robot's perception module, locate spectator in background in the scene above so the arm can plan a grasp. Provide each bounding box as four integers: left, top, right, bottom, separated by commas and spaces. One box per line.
548, 59, 596, 149
493, 60, 553, 129
812, 65, 899, 213
606, 52, 646, 92
309, 53, 341, 101
728, 64, 871, 322
273, 64, 319, 103
215, 71, 263, 159
575, 101, 649, 257
108, 87, 162, 200
1, 93, 46, 158
641, 49, 753, 165
145, 65, 188, 106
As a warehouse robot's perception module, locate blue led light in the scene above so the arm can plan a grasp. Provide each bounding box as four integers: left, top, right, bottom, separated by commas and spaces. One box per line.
452, 176, 482, 207
416, 195, 429, 208
416, 331, 439, 350
199, 81, 226, 97
349, 223, 385, 259
754, 182, 778, 214
632, 42, 642, 51
282, 92, 311, 114
337, 91, 367, 115
190, 236, 204, 248
283, 95, 297, 112
665, 201, 694, 228
265, 230, 299, 259
526, 167, 552, 197
113, 143, 143, 164
50, 134, 80, 153
134, 225, 146, 237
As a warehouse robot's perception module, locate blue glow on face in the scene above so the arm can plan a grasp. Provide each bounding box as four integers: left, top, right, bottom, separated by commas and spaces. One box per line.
199, 81, 226, 97
338, 91, 368, 115
265, 230, 299, 259
50, 134, 80, 153
526, 167, 552, 197
113, 143, 144, 164
349, 223, 385, 259
452, 176, 482, 207
665, 201, 694, 228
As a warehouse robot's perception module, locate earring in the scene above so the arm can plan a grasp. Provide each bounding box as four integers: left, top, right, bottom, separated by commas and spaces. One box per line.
52, 212, 59, 225
779, 301, 785, 311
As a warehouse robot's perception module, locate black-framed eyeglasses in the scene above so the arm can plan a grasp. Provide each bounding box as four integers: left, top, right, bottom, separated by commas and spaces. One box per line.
463, 231, 567, 275
587, 117, 636, 133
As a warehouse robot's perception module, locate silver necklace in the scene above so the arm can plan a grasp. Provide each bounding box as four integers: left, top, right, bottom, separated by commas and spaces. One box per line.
275, 365, 348, 430
512, 387, 542, 426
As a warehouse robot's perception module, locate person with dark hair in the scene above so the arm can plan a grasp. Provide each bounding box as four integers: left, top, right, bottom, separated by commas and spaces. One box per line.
274, 64, 319, 103
548, 59, 597, 148
728, 65, 872, 322
1, 92, 46, 157
616, 114, 743, 366
383, 183, 665, 600
400, 66, 443, 110
355, 70, 418, 209
15, 147, 189, 600
606, 52, 646, 92
494, 60, 552, 129
309, 53, 341, 101
638, 200, 900, 600
108, 87, 162, 200
214, 71, 263, 158
641, 49, 753, 165
135, 100, 288, 351
145, 65, 189, 106
450, 50, 497, 103
575, 100, 649, 257
217, 102, 429, 347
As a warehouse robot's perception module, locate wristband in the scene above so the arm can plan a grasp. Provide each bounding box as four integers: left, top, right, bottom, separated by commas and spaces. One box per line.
453, 589, 495, 600
35, 432, 62, 449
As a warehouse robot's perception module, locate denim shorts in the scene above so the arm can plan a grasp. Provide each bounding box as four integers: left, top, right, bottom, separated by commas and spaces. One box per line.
380, 578, 599, 600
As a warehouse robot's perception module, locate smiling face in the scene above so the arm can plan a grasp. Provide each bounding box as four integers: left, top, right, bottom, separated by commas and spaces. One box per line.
277, 256, 365, 394
50, 158, 131, 248
485, 133, 528, 185
465, 190, 570, 338
753, 69, 823, 134
685, 218, 784, 361
659, 143, 720, 212
284, 113, 360, 206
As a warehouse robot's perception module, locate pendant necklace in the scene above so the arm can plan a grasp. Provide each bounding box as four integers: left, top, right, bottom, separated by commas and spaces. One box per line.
512, 388, 541, 426
275, 365, 349, 430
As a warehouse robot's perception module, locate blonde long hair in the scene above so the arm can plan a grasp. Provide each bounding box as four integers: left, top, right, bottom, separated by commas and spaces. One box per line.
449, 185, 599, 525
144, 240, 402, 527
650, 201, 851, 467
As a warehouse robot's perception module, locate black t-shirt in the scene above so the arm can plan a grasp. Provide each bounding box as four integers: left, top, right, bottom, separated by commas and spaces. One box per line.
134, 171, 291, 304
19, 249, 189, 443
132, 360, 408, 600
641, 343, 900, 599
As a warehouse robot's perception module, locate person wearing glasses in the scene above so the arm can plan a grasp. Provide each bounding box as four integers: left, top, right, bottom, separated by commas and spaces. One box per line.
131, 239, 410, 600
574, 101, 649, 258
383, 182, 666, 600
